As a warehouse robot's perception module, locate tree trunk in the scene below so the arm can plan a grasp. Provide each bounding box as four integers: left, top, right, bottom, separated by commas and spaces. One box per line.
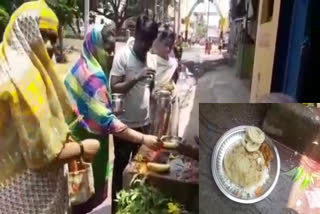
58, 25, 66, 63
76, 16, 81, 37
68, 23, 78, 38
116, 22, 122, 32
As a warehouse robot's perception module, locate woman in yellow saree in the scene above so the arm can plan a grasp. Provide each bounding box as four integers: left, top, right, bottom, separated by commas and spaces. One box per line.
0, 1, 99, 213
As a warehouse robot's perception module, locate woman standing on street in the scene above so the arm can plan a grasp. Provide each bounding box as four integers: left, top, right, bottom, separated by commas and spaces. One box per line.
64, 23, 162, 214
0, 1, 100, 213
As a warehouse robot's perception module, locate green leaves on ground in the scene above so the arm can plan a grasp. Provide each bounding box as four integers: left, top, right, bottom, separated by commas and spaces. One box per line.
286, 167, 320, 190
115, 176, 188, 214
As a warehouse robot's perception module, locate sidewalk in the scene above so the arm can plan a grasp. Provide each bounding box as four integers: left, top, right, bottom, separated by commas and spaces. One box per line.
177, 46, 250, 145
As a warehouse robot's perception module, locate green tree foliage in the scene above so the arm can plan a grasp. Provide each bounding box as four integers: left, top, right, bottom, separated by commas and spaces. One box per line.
0, 0, 10, 13
46, 0, 79, 62
0, 0, 17, 41
95, 0, 139, 31
195, 22, 207, 39
0, 7, 9, 40
47, 0, 78, 26
0, 0, 79, 60
1, 0, 27, 14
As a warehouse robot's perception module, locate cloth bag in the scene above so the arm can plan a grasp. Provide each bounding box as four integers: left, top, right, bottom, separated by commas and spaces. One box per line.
68, 158, 95, 205
67, 116, 95, 206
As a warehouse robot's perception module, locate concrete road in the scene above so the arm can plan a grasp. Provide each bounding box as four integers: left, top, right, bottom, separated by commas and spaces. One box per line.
178, 45, 250, 146
182, 45, 249, 103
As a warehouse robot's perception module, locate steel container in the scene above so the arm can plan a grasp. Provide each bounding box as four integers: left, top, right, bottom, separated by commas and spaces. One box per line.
112, 93, 125, 115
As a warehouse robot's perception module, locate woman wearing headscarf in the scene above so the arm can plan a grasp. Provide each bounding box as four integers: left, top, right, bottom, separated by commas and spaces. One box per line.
64, 23, 162, 213
0, 0, 100, 213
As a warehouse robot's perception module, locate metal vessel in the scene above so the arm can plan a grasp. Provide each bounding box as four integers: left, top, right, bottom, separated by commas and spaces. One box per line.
111, 93, 125, 115
150, 89, 173, 138
161, 135, 183, 145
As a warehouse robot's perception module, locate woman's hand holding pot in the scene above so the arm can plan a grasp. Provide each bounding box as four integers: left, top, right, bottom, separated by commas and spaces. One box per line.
141, 134, 163, 150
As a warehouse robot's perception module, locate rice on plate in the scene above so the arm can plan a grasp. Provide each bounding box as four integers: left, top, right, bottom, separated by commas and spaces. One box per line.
223, 127, 274, 197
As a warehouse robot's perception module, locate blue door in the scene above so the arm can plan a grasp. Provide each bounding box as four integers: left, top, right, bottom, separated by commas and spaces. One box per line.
284, 0, 310, 98
271, 0, 310, 100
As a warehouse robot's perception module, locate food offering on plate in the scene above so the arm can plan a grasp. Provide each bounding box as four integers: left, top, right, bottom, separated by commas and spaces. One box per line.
223, 127, 274, 197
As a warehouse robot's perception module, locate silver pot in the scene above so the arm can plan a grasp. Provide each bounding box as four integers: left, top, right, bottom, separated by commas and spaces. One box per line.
112, 93, 125, 115
161, 135, 183, 144
150, 89, 173, 138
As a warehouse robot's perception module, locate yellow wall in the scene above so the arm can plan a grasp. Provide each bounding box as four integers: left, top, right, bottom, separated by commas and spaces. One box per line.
250, 0, 282, 102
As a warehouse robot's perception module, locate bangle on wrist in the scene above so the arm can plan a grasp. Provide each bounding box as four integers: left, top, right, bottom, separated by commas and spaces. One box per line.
140, 134, 144, 144
79, 142, 84, 156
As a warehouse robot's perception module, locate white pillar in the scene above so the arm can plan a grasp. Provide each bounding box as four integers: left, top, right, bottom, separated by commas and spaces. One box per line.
84, 0, 90, 35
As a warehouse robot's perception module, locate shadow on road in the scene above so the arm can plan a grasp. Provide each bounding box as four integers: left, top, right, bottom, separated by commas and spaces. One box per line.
183, 58, 230, 80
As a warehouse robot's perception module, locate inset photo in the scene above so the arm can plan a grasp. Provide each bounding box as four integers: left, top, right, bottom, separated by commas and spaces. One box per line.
199, 103, 320, 214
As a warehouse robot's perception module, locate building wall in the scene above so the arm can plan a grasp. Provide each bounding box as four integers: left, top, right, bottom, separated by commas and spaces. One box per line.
250, 0, 282, 102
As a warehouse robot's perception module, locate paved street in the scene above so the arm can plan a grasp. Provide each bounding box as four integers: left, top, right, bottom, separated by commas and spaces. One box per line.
182, 45, 250, 103
178, 45, 250, 146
